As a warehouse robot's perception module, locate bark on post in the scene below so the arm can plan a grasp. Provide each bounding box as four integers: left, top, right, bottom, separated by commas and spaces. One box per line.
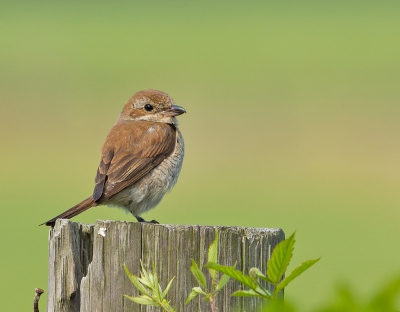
47, 220, 284, 312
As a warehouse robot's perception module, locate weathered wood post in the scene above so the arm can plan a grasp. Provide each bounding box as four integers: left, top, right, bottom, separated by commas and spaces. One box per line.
47, 219, 284, 312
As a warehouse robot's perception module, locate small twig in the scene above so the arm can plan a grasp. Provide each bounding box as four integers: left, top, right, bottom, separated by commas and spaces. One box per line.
33, 288, 44, 312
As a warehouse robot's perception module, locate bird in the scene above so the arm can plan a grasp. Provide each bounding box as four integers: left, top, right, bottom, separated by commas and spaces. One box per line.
42, 89, 185, 226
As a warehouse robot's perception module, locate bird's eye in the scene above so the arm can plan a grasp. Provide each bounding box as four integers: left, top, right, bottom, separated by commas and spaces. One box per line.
144, 104, 153, 111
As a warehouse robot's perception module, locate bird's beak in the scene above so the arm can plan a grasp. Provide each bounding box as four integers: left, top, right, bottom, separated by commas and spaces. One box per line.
164, 104, 186, 117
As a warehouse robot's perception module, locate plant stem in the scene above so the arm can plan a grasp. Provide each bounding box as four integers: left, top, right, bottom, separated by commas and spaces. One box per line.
159, 301, 176, 312
254, 279, 273, 300
209, 295, 216, 312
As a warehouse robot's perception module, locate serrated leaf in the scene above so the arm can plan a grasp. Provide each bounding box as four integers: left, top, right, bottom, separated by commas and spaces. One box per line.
124, 264, 150, 296
233, 288, 272, 300
157, 284, 163, 299
216, 274, 231, 291
162, 277, 175, 300
267, 231, 296, 284
141, 262, 155, 288
190, 259, 207, 289
255, 286, 273, 298
124, 294, 158, 306
205, 262, 258, 290
207, 230, 219, 279
192, 286, 207, 295
138, 276, 152, 289
185, 289, 199, 304
152, 264, 159, 288
216, 262, 236, 291
148, 272, 155, 285
275, 257, 320, 295
232, 289, 262, 297
152, 267, 161, 298
208, 230, 218, 263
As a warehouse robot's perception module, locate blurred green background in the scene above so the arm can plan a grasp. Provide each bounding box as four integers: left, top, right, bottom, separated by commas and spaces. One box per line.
1, 1, 400, 311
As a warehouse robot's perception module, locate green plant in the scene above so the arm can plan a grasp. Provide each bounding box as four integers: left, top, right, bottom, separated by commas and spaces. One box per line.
315, 276, 400, 312
186, 229, 234, 312
206, 231, 320, 301
124, 261, 175, 312
124, 231, 325, 311
263, 276, 400, 312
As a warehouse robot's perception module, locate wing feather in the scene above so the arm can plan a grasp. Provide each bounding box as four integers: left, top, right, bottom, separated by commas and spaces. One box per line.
93, 122, 176, 203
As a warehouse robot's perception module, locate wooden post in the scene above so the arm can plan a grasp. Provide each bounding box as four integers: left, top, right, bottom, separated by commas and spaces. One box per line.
47, 219, 284, 312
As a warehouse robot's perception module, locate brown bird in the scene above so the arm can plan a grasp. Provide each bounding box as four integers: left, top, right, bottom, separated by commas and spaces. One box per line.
43, 89, 185, 226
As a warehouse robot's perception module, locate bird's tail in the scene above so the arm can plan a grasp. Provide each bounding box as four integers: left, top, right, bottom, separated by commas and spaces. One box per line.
41, 196, 95, 226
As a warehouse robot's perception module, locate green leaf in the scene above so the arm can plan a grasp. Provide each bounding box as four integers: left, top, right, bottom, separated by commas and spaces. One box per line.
233, 288, 272, 300
317, 283, 359, 311
232, 289, 263, 297
162, 277, 175, 300
190, 259, 207, 289
267, 231, 296, 284
205, 262, 258, 290
275, 257, 320, 295
124, 294, 158, 306
266, 299, 295, 312
138, 276, 152, 289
140, 261, 155, 288
207, 230, 219, 279
161, 300, 176, 312
192, 286, 207, 295
216, 262, 236, 291
157, 284, 163, 299
216, 274, 231, 291
255, 286, 273, 298
185, 289, 199, 304
152, 264, 161, 299
370, 275, 400, 311
124, 264, 150, 296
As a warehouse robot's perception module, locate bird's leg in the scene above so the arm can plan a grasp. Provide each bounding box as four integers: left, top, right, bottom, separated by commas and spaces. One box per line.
135, 216, 159, 224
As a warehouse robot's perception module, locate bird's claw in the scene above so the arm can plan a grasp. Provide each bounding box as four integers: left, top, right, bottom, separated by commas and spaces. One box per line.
135, 216, 159, 224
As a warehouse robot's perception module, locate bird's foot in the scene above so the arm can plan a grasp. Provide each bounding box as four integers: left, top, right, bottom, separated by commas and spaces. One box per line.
135, 216, 159, 224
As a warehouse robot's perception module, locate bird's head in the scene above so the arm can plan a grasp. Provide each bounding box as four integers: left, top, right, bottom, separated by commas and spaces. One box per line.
119, 89, 186, 124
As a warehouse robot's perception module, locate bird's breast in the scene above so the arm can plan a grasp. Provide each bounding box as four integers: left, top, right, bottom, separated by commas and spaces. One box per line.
147, 127, 185, 193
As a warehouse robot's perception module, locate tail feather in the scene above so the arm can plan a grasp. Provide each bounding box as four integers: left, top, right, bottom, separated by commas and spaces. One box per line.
41, 196, 95, 226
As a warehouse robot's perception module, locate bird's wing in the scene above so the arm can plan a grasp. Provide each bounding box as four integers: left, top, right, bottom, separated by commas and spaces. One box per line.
93, 121, 177, 202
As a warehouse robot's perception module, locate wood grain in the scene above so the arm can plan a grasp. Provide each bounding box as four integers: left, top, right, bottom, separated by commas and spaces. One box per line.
47, 220, 284, 312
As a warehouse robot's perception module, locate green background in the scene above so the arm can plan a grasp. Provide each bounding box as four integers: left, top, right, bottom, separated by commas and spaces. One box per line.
1, 1, 399, 310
